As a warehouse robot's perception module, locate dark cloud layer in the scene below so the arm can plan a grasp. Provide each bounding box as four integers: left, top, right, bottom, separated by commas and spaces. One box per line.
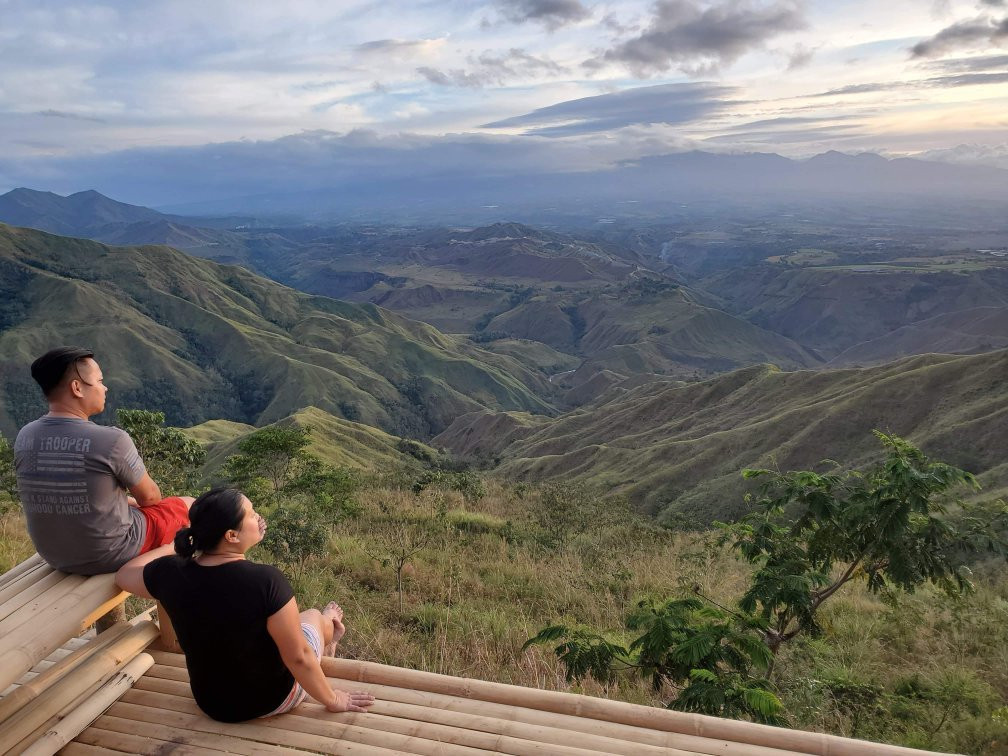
911, 13, 1008, 57
417, 49, 563, 88
482, 82, 738, 135
591, 0, 806, 76
35, 110, 106, 123
924, 52, 1008, 70
496, 0, 591, 30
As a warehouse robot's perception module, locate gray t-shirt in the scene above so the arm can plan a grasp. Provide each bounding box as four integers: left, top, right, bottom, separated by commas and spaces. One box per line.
14, 416, 148, 574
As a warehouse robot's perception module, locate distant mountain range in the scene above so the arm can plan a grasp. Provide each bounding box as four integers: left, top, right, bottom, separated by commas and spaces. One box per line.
435, 349, 1008, 524
0, 223, 552, 440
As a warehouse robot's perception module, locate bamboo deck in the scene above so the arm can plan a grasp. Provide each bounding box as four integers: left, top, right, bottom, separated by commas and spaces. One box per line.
58, 651, 947, 756
0, 557, 955, 756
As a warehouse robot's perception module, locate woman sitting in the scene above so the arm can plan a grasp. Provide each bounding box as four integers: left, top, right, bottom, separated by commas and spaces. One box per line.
116, 487, 375, 722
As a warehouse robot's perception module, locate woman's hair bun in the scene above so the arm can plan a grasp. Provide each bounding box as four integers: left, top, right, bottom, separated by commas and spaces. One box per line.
174, 526, 198, 559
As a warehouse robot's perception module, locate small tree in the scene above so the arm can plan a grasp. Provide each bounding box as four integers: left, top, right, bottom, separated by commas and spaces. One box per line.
363, 490, 447, 614
525, 598, 783, 723
221, 425, 313, 502
260, 503, 330, 581
116, 409, 206, 496
0, 434, 18, 514
727, 431, 1008, 655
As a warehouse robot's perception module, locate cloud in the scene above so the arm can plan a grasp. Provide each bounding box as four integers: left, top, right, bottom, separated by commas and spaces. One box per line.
418, 49, 564, 88
417, 66, 488, 88
35, 109, 106, 123
589, 0, 807, 77
726, 114, 864, 130
482, 82, 739, 135
807, 82, 905, 97
910, 13, 1008, 57
805, 67, 1008, 98
355, 38, 444, 58
786, 44, 816, 70
496, 0, 591, 31
923, 52, 1008, 70
925, 70, 1008, 85
980, 0, 1005, 7
704, 125, 863, 144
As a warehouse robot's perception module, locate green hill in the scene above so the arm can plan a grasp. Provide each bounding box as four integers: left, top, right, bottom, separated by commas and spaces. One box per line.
0, 223, 552, 439
434, 349, 1008, 524
700, 264, 1008, 359
186, 406, 434, 473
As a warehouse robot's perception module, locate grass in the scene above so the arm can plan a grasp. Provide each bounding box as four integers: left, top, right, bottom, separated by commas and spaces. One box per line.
3, 475, 1005, 753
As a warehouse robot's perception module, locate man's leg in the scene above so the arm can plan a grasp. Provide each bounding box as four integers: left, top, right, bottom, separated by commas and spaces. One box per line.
137, 496, 193, 555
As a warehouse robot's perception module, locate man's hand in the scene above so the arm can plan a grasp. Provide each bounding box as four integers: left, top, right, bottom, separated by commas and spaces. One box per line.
326, 689, 376, 713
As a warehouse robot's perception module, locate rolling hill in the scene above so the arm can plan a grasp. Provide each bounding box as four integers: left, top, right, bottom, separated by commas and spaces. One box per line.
433, 349, 1008, 524
0, 223, 552, 440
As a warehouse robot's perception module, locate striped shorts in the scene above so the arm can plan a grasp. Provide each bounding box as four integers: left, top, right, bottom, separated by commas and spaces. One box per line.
261, 622, 323, 717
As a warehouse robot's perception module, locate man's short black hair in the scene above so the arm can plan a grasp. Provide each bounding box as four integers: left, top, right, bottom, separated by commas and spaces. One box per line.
30, 346, 95, 397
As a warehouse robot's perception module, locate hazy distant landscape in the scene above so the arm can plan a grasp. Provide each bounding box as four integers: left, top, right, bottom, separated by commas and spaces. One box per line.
2, 0, 1008, 751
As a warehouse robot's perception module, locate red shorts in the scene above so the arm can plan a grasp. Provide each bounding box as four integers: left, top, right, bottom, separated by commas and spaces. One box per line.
138, 497, 191, 554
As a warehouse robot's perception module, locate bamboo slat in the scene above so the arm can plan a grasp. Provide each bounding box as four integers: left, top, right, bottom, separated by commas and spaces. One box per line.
322, 673, 794, 756
322, 659, 943, 756
0, 621, 133, 724
92, 713, 305, 755
52, 742, 114, 756
139, 667, 676, 756
145, 654, 793, 756
0, 573, 83, 633
108, 697, 403, 755
78, 591, 130, 633
119, 688, 489, 755
0, 621, 157, 754
18, 653, 154, 756
76, 727, 230, 755
0, 566, 60, 616
131, 676, 616, 756
0, 554, 46, 591
0, 574, 123, 692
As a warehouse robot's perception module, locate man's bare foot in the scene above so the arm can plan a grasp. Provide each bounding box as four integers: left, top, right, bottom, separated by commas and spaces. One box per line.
322, 601, 346, 656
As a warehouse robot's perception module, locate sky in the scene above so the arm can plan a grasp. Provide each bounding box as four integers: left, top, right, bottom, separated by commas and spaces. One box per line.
1, 0, 1007, 204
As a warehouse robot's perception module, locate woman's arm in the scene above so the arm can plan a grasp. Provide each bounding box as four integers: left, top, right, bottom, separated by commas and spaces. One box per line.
266, 598, 374, 713
115, 543, 175, 599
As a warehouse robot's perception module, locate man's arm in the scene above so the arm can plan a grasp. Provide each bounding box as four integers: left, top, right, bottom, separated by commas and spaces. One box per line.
115, 542, 174, 598
128, 472, 162, 507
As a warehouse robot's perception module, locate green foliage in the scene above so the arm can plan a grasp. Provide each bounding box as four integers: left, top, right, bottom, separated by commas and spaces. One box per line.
363, 490, 449, 614
534, 483, 633, 550
115, 409, 206, 496
221, 425, 313, 501
260, 503, 330, 579
0, 434, 17, 514
525, 597, 783, 723
727, 431, 1008, 653
523, 625, 629, 684
413, 469, 485, 502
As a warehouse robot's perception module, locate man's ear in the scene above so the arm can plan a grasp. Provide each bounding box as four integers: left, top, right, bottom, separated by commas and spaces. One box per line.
68, 379, 85, 399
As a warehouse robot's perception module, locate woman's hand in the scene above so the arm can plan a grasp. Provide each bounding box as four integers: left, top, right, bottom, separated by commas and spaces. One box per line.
326, 689, 376, 713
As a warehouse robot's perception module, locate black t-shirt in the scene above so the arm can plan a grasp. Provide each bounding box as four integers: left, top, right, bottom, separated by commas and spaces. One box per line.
143, 556, 296, 722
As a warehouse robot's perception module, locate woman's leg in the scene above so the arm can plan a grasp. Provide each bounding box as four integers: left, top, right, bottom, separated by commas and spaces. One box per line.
299, 608, 333, 647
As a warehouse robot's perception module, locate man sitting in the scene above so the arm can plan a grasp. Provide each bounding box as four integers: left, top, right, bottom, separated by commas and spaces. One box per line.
13, 346, 193, 575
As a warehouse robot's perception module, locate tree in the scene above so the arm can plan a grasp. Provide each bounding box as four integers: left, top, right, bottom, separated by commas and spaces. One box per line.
220, 425, 313, 502
527, 432, 1007, 725
363, 490, 447, 614
727, 431, 1008, 655
115, 409, 206, 496
525, 597, 783, 723
0, 434, 18, 514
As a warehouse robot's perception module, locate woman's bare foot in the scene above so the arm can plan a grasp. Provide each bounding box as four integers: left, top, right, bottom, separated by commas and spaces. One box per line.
322, 601, 346, 656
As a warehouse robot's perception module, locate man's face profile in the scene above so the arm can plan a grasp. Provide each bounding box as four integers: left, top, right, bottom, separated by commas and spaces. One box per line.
71, 357, 108, 415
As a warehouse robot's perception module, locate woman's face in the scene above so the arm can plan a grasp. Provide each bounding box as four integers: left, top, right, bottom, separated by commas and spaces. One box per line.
234, 495, 267, 549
